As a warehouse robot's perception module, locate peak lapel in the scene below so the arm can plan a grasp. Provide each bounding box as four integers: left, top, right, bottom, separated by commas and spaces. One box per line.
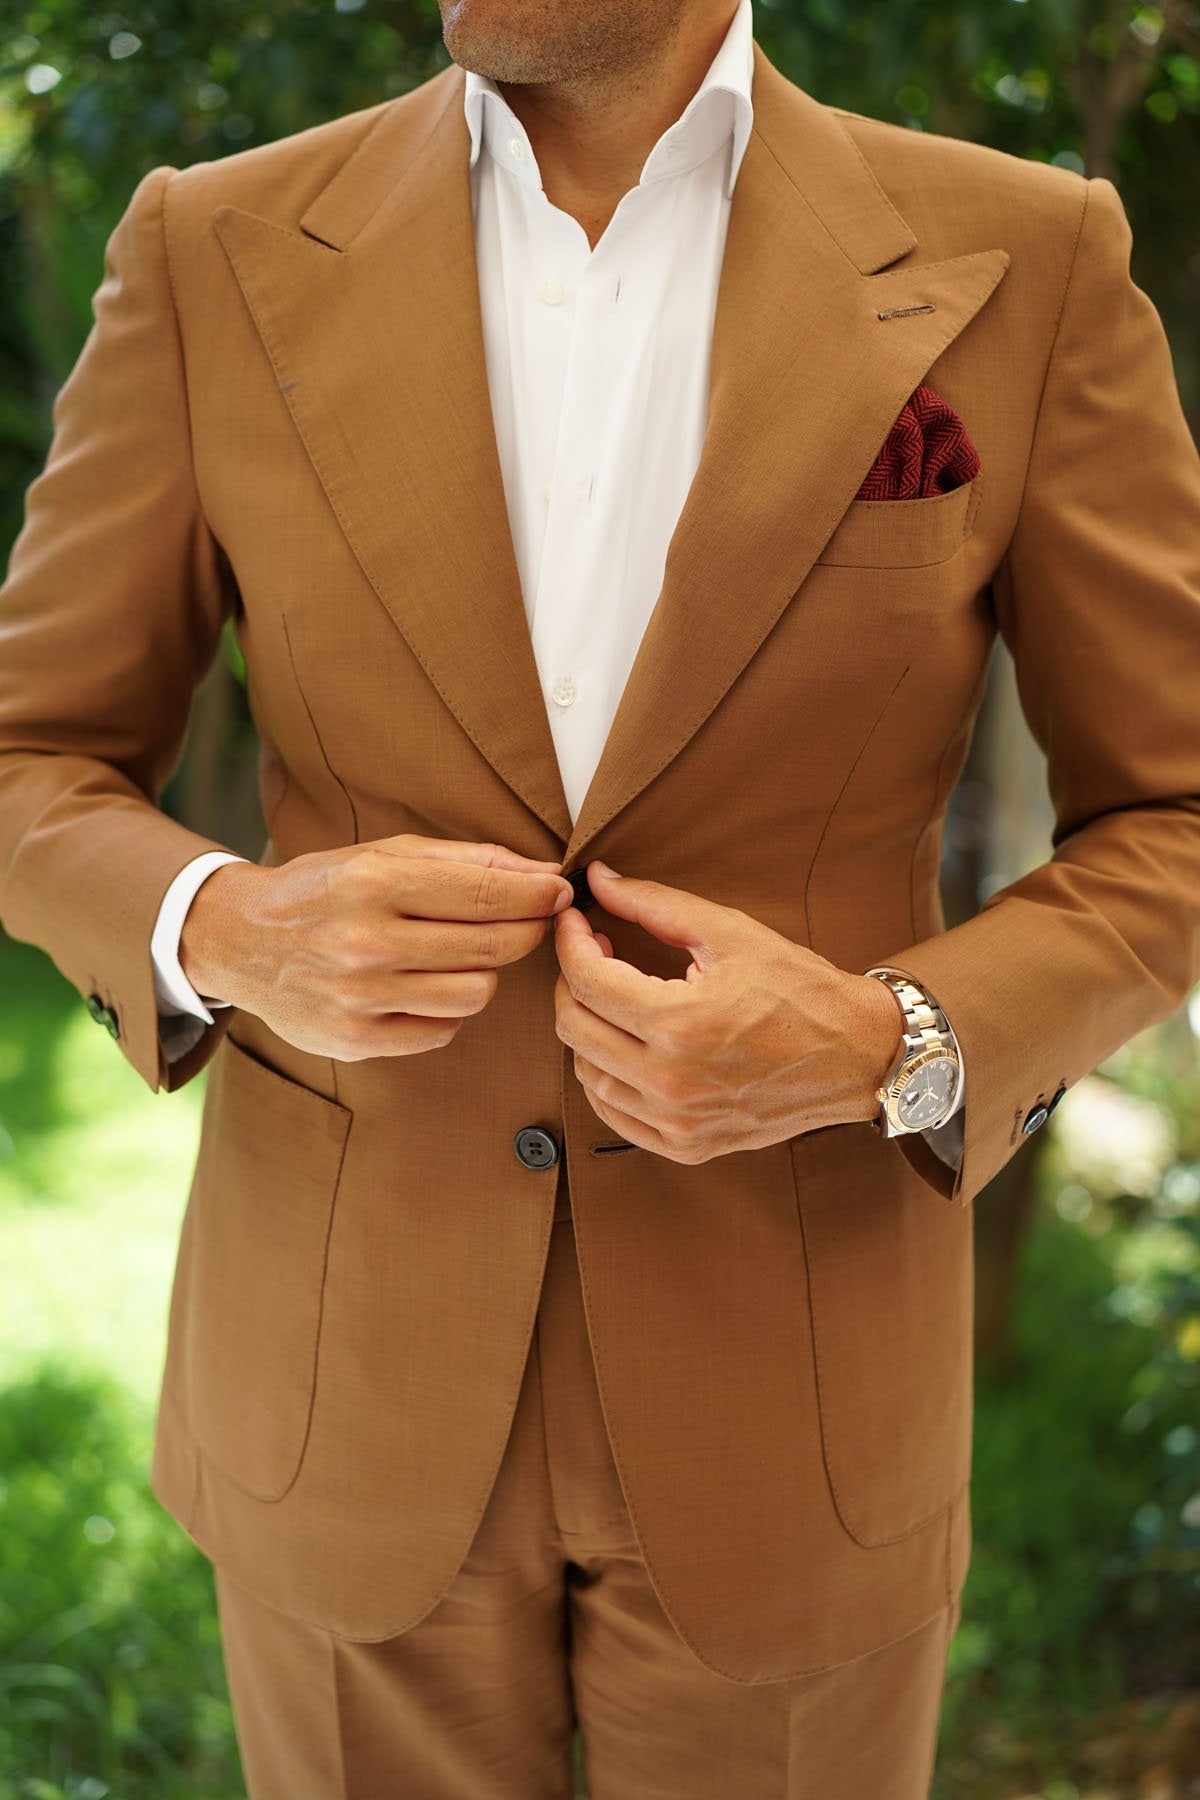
566, 47, 1010, 859
213, 65, 573, 845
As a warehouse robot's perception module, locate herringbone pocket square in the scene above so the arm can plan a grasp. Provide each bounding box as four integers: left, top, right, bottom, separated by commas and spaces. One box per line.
855, 382, 981, 501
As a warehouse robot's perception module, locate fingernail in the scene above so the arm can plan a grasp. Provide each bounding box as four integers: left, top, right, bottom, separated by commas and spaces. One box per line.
591, 860, 619, 878
553, 885, 573, 913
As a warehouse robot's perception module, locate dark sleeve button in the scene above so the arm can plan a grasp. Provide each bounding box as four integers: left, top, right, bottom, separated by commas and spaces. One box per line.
514, 1126, 560, 1171
1046, 1082, 1068, 1117
566, 869, 595, 912
1021, 1103, 1049, 1136
85, 993, 120, 1040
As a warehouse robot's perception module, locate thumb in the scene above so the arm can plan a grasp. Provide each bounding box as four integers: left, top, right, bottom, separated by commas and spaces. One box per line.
586, 862, 734, 968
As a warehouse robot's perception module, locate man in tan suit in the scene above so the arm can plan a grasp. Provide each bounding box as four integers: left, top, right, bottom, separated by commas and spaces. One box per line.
2, 0, 1199, 1790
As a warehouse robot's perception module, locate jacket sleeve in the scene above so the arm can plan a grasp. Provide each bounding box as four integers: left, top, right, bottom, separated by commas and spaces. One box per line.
0, 165, 238, 1092
874, 173, 1200, 1208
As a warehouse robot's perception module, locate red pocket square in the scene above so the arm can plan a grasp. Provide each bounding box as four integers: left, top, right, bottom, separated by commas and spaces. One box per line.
855, 382, 980, 501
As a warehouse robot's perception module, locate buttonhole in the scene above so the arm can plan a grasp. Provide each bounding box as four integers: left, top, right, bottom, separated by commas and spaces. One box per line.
876, 304, 936, 321
590, 1140, 638, 1157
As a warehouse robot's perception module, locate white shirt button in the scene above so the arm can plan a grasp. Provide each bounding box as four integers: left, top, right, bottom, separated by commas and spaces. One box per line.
508, 136, 528, 162
551, 676, 578, 708
540, 279, 566, 306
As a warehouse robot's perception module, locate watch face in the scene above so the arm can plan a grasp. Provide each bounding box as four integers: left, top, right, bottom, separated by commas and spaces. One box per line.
897, 1056, 958, 1129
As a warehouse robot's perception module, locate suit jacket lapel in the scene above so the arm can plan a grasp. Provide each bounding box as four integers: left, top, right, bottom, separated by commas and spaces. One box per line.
565, 47, 1010, 858
213, 65, 575, 844
211, 51, 1009, 858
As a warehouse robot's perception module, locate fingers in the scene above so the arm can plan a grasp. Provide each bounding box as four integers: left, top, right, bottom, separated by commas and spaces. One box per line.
335, 1012, 466, 1060
387, 915, 552, 972
374, 833, 564, 873
363, 851, 573, 925
360, 968, 499, 1018
373, 833, 565, 877
556, 974, 650, 1079
573, 1075, 676, 1158
554, 905, 672, 1041
584, 861, 733, 965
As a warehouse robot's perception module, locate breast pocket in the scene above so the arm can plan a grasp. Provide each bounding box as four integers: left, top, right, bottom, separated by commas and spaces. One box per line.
181, 1032, 352, 1502
816, 472, 981, 569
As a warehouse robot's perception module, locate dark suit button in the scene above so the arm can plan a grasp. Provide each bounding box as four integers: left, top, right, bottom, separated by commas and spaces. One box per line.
1046, 1082, 1068, 1117
85, 993, 120, 1040
514, 1127, 559, 1171
567, 869, 595, 912
1021, 1103, 1049, 1137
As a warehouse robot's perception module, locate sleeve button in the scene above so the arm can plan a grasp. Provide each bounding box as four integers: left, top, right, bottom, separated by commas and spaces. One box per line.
1021, 1103, 1049, 1136
85, 993, 120, 1040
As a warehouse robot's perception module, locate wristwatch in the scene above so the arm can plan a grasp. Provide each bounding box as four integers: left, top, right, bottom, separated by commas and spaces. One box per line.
864, 967, 962, 1137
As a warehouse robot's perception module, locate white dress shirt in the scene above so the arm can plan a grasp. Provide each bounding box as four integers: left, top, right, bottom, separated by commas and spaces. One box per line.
149, 0, 964, 1155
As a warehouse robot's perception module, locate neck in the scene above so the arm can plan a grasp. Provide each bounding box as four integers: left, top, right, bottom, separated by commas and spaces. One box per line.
495, 3, 739, 228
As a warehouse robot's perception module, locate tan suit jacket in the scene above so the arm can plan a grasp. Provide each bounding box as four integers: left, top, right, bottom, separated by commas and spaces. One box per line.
2, 44, 1199, 1683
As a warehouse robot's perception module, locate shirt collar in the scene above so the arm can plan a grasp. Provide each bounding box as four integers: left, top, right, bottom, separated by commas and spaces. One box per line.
462, 0, 754, 202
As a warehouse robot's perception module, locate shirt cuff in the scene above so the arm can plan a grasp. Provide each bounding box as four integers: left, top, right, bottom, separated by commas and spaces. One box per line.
920, 1018, 965, 1165
150, 850, 247, 1022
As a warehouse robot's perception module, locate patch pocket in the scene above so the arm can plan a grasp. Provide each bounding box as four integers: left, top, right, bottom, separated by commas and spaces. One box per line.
816, 472, 981, 569
183, 1032, 352, 1502
790, 1121, 974, 1547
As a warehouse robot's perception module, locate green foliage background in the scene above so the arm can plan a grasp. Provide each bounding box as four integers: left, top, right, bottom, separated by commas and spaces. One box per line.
1, 4, 1199, 1797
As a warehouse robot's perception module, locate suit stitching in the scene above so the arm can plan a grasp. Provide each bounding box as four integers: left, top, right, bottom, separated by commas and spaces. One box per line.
907, 656, 992, 944
223, 1029, 348, 1124
794, 1145, 958, 1551
749, 122, 905, 274
200, 1038, 352, 1504
804, 663, 911, 948
280, 613, 360, 844
245, 667, 293, 847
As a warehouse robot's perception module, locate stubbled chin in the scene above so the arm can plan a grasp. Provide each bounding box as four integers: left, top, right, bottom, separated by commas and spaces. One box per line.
442, 16, 573, 85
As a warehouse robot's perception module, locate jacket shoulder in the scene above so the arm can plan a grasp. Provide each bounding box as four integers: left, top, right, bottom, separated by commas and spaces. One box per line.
828, 104, 1089, 243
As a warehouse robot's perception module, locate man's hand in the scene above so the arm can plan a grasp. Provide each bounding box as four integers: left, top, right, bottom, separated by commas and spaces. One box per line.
180, 834, 573, 1060
554, 862, 904, 1163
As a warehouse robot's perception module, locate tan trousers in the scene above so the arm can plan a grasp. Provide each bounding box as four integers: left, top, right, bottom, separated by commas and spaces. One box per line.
214, 1172, 959, 1799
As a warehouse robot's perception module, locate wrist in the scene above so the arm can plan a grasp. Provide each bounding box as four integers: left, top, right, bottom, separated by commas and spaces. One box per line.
179, 860, 272, 1008
847, 972, 906, 1125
